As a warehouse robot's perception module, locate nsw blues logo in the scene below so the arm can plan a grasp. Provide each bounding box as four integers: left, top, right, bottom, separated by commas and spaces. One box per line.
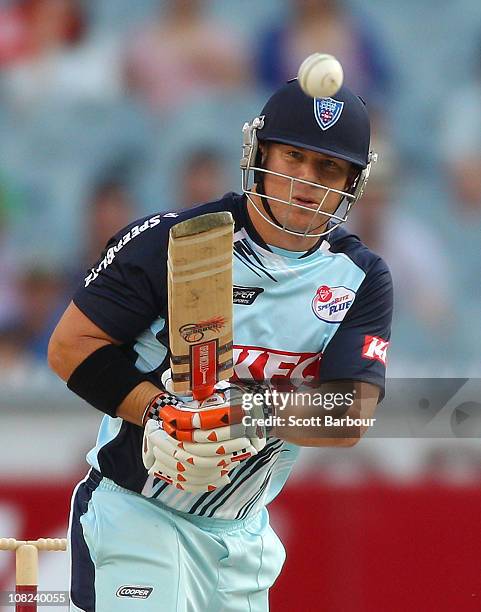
314, 97, 344, 131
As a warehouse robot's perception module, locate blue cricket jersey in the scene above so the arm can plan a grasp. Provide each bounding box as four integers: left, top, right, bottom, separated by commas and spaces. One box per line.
73, 193, 393, 519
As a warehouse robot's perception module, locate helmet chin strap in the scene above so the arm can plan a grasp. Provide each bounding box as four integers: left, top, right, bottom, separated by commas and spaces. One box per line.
256, 175, 284, 228
256, 175, 326, 237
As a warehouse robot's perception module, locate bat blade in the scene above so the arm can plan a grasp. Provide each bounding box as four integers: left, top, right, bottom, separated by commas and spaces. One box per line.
168, 212, 234, 400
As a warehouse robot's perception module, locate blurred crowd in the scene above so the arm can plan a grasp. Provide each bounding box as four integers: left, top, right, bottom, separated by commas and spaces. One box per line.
0, 0, 480, 376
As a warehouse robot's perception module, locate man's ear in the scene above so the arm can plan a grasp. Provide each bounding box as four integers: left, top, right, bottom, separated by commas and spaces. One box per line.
346, 165, 359, 191
258, 142, 268, 165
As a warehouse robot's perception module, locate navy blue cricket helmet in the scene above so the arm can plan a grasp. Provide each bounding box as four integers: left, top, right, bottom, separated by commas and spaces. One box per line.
257, 80, 370, 168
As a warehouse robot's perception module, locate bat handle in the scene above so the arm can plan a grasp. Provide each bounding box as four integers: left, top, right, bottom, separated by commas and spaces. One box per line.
192, 385, 215, 402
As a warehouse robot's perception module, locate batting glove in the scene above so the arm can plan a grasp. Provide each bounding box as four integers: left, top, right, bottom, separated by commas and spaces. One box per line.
142, 418, 255, 493
149, 370, 271, 451
141, 375, 273, 493
163, 383, 269, 452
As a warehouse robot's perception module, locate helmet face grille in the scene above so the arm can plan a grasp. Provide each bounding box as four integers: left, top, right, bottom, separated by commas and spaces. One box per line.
242, 163, 357, 238
240, 102, 375, 238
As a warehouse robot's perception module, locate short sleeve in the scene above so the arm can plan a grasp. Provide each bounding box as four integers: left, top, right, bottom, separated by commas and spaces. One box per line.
319, 257, 393, 396
73, 214, 166, 343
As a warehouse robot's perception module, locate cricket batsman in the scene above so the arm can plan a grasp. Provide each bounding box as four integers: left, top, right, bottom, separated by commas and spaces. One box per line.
49, 79, 393, 611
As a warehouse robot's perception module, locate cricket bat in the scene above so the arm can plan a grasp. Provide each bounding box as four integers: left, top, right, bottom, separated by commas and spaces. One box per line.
167, 212, 234, 401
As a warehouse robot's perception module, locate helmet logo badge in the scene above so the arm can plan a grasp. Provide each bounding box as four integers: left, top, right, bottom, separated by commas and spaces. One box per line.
314, 97, 344, 131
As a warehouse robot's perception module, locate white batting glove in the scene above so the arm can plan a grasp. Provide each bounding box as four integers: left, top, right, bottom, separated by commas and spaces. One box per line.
142, 419, 255, 493
141, 370, 271, 493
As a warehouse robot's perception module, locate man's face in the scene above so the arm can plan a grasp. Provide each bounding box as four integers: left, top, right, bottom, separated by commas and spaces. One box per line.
259, 142, 355, 234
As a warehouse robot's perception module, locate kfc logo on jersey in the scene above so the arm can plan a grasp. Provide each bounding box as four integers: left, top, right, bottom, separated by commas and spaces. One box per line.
232, 345, 322, 388
312, 285, 355, 323
361, 335, 389, 365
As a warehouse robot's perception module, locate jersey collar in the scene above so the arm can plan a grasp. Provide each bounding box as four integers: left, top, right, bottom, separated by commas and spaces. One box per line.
231, 193, 330, 260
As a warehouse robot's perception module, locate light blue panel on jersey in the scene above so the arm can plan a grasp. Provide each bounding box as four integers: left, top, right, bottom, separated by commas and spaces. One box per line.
144, 438, 292, 520
233, 230, 366, 356
196, 439, 302, 520
86, 416, 123, 472
264, 442, 301, 506
133, 316, 167, 372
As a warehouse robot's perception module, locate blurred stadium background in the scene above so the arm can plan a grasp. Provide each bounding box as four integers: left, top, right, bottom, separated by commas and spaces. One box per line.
1, 0, 481, 610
